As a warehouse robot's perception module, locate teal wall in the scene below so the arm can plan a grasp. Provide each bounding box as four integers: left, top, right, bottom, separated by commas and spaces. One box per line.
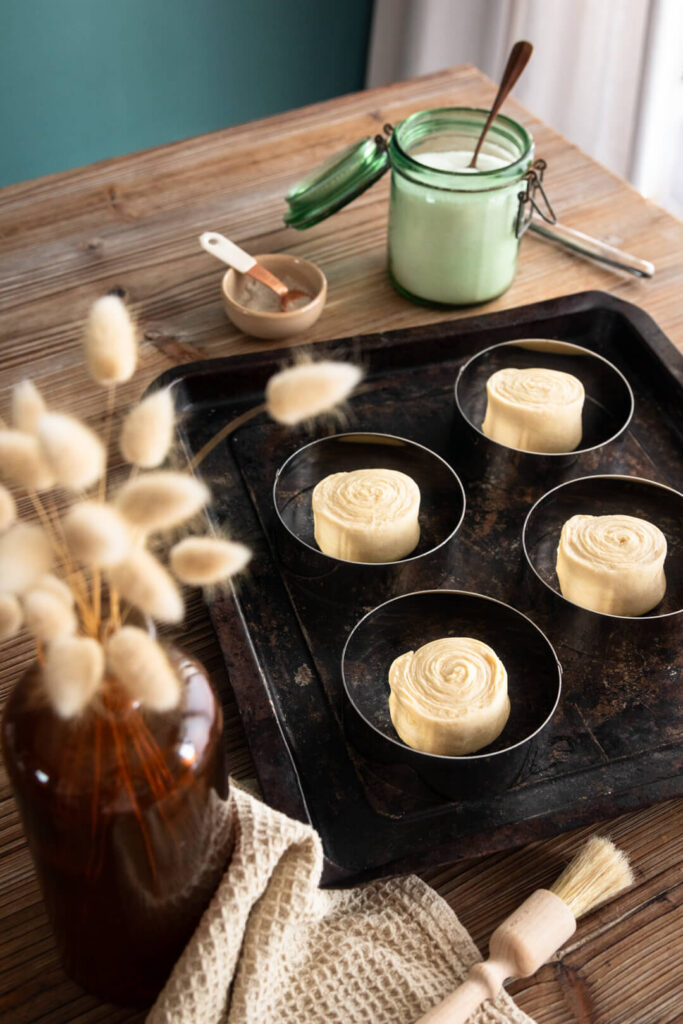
0, 0, 374, 187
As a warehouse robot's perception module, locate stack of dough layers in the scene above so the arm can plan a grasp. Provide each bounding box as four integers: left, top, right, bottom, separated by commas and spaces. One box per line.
556, 513, 667, 616
388, 637, 510, 756
312, 468, 420, 563
482, 366, 585, 453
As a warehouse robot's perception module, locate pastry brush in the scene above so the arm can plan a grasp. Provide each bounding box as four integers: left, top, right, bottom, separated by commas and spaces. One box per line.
416, 836, 634, 1024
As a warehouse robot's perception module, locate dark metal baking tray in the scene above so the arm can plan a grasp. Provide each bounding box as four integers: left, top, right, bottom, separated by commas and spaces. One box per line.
155, 290, 683, 883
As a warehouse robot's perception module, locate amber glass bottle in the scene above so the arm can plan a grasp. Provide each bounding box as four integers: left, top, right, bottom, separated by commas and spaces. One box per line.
1, 647, 229, 1006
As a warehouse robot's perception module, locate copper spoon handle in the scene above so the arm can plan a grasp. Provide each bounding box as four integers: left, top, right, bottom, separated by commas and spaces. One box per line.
469, 40, 533, 169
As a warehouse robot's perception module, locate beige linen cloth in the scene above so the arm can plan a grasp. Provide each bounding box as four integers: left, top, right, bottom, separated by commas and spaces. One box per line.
148, 783, 534, 1024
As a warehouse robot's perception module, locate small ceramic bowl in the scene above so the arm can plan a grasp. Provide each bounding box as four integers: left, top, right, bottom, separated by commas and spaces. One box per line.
221, 253, 326, 339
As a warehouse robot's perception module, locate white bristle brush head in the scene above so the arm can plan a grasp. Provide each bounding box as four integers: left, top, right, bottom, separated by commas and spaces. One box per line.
44, 636, 104, 718
108, 547, 184, 623
106, 626, 180, 712
0, 430, 56, 491
63, 501, 131, 568
12, 380, 47, 435
550, 836, 634, 918
38, 413, 106, 491
84, 295, 138, 386
265, 359, 363, 426
0, 523, 53, 593
120, 389, 175, 469
0, 484, 16, 532
170, 536, 251, 585
0, 594, 23, 641
115, 471, 209, 532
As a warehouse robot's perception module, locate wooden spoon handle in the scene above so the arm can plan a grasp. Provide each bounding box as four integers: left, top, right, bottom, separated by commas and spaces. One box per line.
469, 40, 533, 168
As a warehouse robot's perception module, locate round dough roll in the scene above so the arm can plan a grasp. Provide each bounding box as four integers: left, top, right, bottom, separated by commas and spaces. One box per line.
312, 468, 420, 562
482, 366, 584, 453
388, 636, 510, 756
556, 513, 667, 616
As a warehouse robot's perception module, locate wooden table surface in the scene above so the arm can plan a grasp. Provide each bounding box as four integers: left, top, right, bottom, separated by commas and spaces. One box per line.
1, 66, 681, 1024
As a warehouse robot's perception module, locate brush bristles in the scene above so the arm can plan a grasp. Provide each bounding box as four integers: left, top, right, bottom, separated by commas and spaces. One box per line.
265, 359, 363, 426
0, 523, 53, 594
115, 471, 209, 532
44, 636, 104, 718
23, 588, 76, 642
108, 547, 184, 623
38, 413, 105, 491
120, 389, 175, 469
0, 483, 16, 532
13, 380, 47, 435
0, 594, 23, 641
84, 295, 138, 386
551, 837, 634, 918
0, 429, 56, 491
107, 626, 180, 711
64, 501, 131, 568
170, 536, 251, 585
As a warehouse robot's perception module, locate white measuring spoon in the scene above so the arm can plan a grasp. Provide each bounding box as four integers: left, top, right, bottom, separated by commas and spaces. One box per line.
199, 232, 311, 310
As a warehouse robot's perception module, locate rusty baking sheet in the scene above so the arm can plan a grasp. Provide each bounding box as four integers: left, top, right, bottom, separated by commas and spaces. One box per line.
154, 291, 683, 883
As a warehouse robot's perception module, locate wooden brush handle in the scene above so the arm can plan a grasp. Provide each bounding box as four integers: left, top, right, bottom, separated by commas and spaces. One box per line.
417, 964, 508, 1023
414, 890, 576, 1024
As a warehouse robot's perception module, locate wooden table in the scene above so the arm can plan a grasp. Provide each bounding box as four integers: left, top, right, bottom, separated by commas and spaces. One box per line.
1, 67, 681, 1024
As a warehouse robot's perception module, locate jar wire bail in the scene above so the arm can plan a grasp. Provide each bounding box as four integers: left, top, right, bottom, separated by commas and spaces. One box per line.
516, 159, 557, 238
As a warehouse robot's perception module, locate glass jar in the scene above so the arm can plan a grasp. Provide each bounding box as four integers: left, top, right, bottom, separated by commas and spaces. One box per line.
285, 107, 534, 307
1, 646, 229, 1006
387, 109, 534, 305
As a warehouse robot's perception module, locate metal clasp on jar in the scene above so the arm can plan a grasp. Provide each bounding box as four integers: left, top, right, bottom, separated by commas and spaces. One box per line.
515, 160, 557, 238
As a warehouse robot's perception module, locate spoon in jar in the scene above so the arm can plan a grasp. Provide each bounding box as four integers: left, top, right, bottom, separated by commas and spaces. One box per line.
469, 40, 533, 169
199, 232, 311, 310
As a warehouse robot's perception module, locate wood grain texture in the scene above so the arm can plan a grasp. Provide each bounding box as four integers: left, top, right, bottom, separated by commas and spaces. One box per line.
0, 66, 681, 1023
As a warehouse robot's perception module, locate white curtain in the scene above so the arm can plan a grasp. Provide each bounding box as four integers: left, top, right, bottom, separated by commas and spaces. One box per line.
367, 0, 681, 211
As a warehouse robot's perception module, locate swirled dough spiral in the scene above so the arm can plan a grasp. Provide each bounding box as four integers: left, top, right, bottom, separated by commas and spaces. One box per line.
482, 367, 584, 453
312, 468, 420, 562
388, 637, 510, 756
556, 514, 667, 616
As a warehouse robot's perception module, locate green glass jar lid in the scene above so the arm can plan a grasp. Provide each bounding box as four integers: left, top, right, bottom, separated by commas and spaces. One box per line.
284, 136, 390, 230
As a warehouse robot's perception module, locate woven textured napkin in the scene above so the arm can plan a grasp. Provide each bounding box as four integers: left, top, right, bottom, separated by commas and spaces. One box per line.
148, 784, 534, 1024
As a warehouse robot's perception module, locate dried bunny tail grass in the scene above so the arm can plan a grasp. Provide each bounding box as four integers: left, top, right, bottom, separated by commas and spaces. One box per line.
0, 594, 23, 641
38, 413, 105, 491
120, 388, 175, 468
12, 380, 48, 434
170, 536, 252, 585
265, 358, 363, 426
84, 295, 138, 385
115, 471, 209, 532
23, 588, 76, 642
0, 484, 16, 532
63, 501, 131, 568
107, 626, 180, 711
44, 636, 104, 718
0, 523, 52, 594
0, 429, 56, 491
35, 573, 74, 607
108, 547, 184, 623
